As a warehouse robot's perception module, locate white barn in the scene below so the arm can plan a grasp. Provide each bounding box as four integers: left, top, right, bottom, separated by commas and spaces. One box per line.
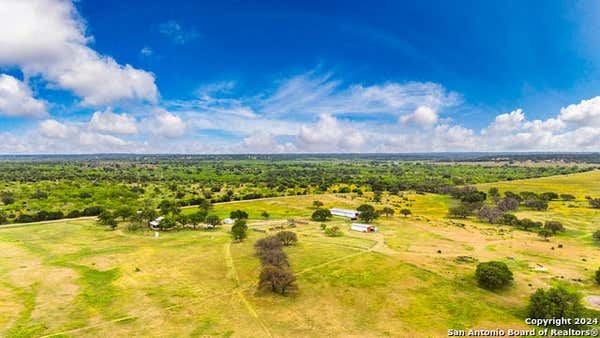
330, 208, 360, 220
351, 223, 377, 233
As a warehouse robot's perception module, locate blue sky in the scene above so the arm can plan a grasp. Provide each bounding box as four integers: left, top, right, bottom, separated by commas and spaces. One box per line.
1, 0, 600, 153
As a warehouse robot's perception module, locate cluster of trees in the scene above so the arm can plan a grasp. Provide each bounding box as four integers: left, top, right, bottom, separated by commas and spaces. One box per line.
475, 261, 592, 329
12, 205, 105, 224
311, 203, 400, 224
587, 197, 600, 209
446, 186, 564, 215
477, 207, 565, 238
93, 198, 222, 232
446, 187, 567, 233
255, 232, 298, 295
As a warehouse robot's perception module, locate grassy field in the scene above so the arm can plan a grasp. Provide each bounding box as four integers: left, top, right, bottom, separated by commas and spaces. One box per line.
1, 173, 599, 337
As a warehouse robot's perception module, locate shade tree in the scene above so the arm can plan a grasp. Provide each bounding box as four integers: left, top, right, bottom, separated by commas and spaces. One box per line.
258, 266, 297, 295
527, 287, 584, 328
381, 207, 395, 217
311, 208, 331, 221
230, 209, 249, 219
231, 219, 248, 241
544, 221, 565, 234
475, 261, 513, 290
276, 231, 298, 246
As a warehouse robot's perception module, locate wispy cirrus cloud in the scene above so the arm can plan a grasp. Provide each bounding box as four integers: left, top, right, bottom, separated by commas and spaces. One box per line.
159, 20, 199, 45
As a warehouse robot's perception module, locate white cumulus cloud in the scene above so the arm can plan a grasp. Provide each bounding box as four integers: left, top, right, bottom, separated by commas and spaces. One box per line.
242, 131, 296, 153
481, 109, 525, 135
148, 110, 187, 138
558, 96, 600, 126
89, 109, 138, 135
399, 106, 438, 127
0, 74, 47, 117
0, 0, 158, 106
296, 114, 367, 152
39, 119, 78, 139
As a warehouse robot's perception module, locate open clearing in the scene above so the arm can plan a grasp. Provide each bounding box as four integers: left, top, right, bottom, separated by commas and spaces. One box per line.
1, 173, 600, 337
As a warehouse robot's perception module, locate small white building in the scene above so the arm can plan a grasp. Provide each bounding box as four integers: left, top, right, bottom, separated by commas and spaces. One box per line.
149, 216, 164, 228
351, 223, 377, 233
223, 218, 235, 224
330, 208, 360, 220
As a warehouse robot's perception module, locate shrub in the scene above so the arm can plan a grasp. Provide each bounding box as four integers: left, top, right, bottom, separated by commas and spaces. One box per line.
311, 208, 331, 221
524, 199, 549, 211
97, 210, 115, 225
540, 192, 559, 201
527, 287, 585, 328
158, 216, 177, 229
504, 191, 523, 202
589, 198, 600, 209
205, 215, 221, 226
124, 222, 144, 233
400, 208, 412, 217
324, 226, 343, 237
0, 191, 15, 205
66, 210, 81, 218
82, 206, 104, 216
31, 190, 48, 199
518, 218, 542, 231
593, 230, 600, 243
498, 213, 518, 226
595, 268, 600, 285
475, 261, 513, 290
560, 194, 576, 201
